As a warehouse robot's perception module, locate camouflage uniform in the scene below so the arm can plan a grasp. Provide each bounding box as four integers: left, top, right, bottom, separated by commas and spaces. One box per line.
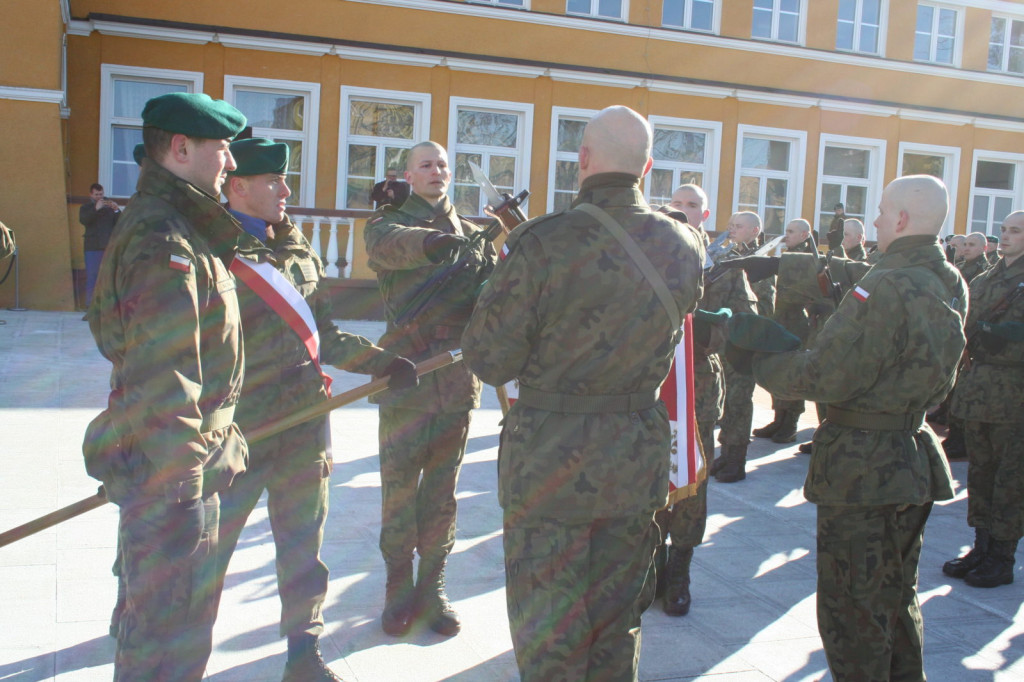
950, 255, 1024, 554
463, 172, 704, 681
364, 192, 496, 574
958, 255, 989, 284
215, 214, 398, 638
845, 242, 867, 261
752, 234, 966, 681
84, 159, 250, 682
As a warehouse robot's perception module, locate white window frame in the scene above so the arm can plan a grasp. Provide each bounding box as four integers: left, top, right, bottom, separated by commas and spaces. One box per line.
224, 75, 320, 208
468, 0, 529, 7
547, 106, 598, 213
336, 87, 431, 210
566, 0, 628, 21
914, 2, 963, 67
661, 0, 720, 34
98, 64, 203, 197
447, 96, 534, 216
733, 124, 807, 234
897, 141, 960, 237
835, 0, 887, 56
988, 14, 1024, 75
751, 0, 806, 45
968, 150, 1024, 237
646, 115, 723, 229
814, 134, 886, 242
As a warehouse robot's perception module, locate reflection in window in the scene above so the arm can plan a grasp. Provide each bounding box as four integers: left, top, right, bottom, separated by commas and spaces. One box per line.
453, 107, 527, 216
914, 4, 957, 65
752, 0, 800, 43
971, 160, 1017, 235
232, 87, 313, 205
344, 99, 418, 209
647, 126, 708, 206
109, 79, 188, 196
552, 117, 587, 212
738, 135, 794, 233
818, 145, 871, 233
836, 0, 880, 54
989, 16, 1024, 75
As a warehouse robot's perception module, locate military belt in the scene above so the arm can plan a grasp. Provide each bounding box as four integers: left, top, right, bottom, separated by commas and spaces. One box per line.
516, 385, 659, 414
825, 405, 924, 431
201, 406, 236, 434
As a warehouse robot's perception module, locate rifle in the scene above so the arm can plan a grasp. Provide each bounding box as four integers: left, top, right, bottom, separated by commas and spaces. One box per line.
0, 350, 463, 548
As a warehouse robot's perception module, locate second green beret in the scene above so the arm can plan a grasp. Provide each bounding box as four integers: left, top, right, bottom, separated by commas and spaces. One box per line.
228, 137, 289, 176
141, 92, 247, 140
728, 312, 802, 353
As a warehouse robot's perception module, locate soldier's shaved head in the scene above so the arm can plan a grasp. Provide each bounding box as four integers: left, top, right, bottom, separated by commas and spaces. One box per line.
961, 231, 987, 261
578, 106, 653, 182
874, 175, 949, 252
727, 211, 761, 246
783, 218, 811, 248
842, 218, 865, 249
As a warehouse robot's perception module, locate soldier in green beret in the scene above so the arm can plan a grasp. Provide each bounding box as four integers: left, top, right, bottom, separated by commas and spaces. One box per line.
83, 92, 252, 681
729, 175, 967, 682
214, 138, 416, 681
463, 106, 705, 682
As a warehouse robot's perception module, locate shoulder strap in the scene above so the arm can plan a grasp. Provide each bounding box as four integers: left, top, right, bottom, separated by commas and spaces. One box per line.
575, 203, 682, 330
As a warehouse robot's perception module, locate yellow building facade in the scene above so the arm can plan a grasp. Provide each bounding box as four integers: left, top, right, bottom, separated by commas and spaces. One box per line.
4, 0, 1024, 309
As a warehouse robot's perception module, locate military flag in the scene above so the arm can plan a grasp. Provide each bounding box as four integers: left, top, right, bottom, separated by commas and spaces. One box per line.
659, 314, 706, 504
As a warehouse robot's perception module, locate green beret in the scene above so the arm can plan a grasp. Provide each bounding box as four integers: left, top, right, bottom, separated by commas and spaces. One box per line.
228, 137, 289, 176
133, 144, 146, 166
694, 308, 732, 324
141, 92, 247, 140
728, 312, 801, 353
987, 235, 1000, 244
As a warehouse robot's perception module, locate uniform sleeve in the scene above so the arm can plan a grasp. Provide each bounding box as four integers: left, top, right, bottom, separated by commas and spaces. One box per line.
117, 239, 209, 493
752, 275, 901, 404
364, 213, 435, 271
463, 232, 545, 387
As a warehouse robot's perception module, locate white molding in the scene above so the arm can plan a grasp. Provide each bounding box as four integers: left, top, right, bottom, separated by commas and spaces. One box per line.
897, 141, 961, 235
59, 0, 70, 25
92, 18, 215, 44
216, 33, 333, 56
815, 133, 887, 240
67, 19, 92, 37
547, 106, 598, 213
0, 86, 65, 104
735, 91, 818, 108
467, 0, 531, 9
647, 114, 724, 230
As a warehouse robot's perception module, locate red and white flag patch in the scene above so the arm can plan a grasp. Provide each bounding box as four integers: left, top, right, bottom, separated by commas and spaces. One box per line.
169, 254, 191, 273
852, 285, 870, 302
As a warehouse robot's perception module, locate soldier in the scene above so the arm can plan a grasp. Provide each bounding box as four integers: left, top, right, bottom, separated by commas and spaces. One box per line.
840, 218, 867, 261
986, 234, 1001, 265
958, 232, 990, 283
214, 138, 416, 681
824, 202, 845, 252
712, 211, 764, 482
948, 234, 966, 264
364, 141, 497, 637
83, 92, 251, 681
943, 210, 1024, 588
463, 105, 705, 681
729, 175, 966, 681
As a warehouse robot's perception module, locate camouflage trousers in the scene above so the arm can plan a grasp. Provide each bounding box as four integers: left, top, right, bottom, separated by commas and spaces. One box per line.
965, 420, 1024, 541
216, 425, 332, 638
378, 406, 469, 563
503, 513, 660, 682
816, 502, 932, 682
115, 493, 220, 682
720, 361, 755, 445
655, 419, 712, 549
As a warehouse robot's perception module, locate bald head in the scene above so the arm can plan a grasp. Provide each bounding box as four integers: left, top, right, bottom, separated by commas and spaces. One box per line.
727, 211, 761, 246
783, 218, 811, 248
842, 218, 865, 249
873, 175, 948, 252
962, 232, 987, 261
578, 106, 653, 184
669, 184, 709, 229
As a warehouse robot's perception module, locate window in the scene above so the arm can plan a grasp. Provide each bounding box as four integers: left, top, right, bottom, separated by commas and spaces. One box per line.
989, 16, 1024, 75
836, 0, 882, 54
646, 116, 722, 227
566, 0, 625, 21
969, 153, 1024, 236
914, 3, 959, 65
751, 0, 801, 44
98, 65, 202, 197
448, 98, 533, 217
225, 77, 319, 207
548, 108, 596, 212
662, 0, 715, 32
338, 88, 430, 210
816, 135, 886, 241
734, 126, 806, 234
898, 142, 960, 235
469, 0, 526, 6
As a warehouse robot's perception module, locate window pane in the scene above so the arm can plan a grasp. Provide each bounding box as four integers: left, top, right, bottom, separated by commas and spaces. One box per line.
1011, 20, 1024, 46
820, 183, 841, 211
457, 110, 518, 147
235, 91, 304, 131
649, 168, 674, 203
752, 9, 772, 38
113, 80, 187, 119
490, 155, 517, 191
346, 178, 372, 209
860, 26, 878, 53
838, 0, 855, 22
349, 101, 415, 139
598, 0, 621, 18
662, 0, 684, 27
916, 6, 933, 33
557, 119, 586, 152
972, 196, 988, 221
111, 127, 144, 196
778, 14, 798, 42
902, 153, 944, 178
454, 184, 481, 216
553, 192, 575, 212
567, 0, 589, 14
764, 207, 785, 233
780, 0, 799, 12
991, 17, 1006, 46
989, 43, 1004, 71
995, 197, 1014, 227
914, 35, 931, 61
836, 22, 854, 50
112, 161, 140, 198
383, 147, 409, 174
863, 0, 880, 22
976, 161, 1014, 190
692, 0, 713, 30
1009, 47, 1024, 74
936, 37, 954, 64
742, 138, 789, 171
555, 160, 579, 191
765, 178, 788, 208
938, 9, 955, 37
347, 144, 376, 177
279, 139, 303, 205
823, 147, 869, 178
738, 175, 760, 206
845, 185, 866, 215
652, 128, 705, 163
454, 152, 483, 184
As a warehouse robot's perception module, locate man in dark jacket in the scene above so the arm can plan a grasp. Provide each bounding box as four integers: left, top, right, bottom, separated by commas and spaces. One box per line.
79, 182, 120, 309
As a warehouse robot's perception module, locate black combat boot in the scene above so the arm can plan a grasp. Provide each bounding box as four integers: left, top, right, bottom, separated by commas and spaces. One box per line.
752, 410, 784, 439
797, 441, 813, 454
282, 634, 345, 682
381, 560, 414, 636
662, 546, 693, 617
715, 443, 747, 483
771, 411, 800, 444
709, 445, 728, 476
417, 556, 461, 636
965, 538, 1018, 588
653, 541, 668, 599
941, 423, 968, 461
943, 528, 990, 579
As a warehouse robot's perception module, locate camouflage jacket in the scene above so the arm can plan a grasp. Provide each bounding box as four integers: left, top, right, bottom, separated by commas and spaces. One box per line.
753, 235, 967, 506
463, 172, 705, 522
774, 252, 873, 343
233, 214, 397, 462
364, 192, 496, 412
958, 256, 989, 284
86, 159, 253, 504
951, 255, 1024, 423
732, 241, 775, 318
845, 243, 867, 261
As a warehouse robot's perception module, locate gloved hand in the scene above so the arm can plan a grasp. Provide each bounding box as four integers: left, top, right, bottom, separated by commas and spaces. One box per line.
423, 232, 469, 263
380, 356, 419, 390
977, 321, 1024, 354
717, 256, 780, 283
155, 497, 206, 558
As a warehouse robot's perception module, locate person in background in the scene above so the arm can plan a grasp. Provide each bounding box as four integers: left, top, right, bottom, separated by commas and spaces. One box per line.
79, 183, 120, 316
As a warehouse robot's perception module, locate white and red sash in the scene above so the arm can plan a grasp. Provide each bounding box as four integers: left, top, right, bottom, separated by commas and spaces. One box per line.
658, 314, 705, 504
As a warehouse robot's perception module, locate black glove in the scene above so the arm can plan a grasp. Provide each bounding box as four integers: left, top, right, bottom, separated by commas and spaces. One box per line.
380, 356, 418, 390
718, 256, 780, 283
423, 232, 469, 263
827, 226, 843, 251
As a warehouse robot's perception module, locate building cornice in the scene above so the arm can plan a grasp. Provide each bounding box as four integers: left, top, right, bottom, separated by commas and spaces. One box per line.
0, 86, 66, 105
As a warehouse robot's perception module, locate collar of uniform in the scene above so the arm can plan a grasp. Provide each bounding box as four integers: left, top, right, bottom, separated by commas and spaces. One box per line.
572, 172, 644, 209
399, 192, 460, 231
227, 207, 269, 243
876, 235, 945, 268
990, 252, 1024, 280
266, 214, 312, 255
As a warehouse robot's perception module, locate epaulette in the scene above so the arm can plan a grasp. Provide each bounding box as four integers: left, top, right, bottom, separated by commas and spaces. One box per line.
501, 211, 566, 255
